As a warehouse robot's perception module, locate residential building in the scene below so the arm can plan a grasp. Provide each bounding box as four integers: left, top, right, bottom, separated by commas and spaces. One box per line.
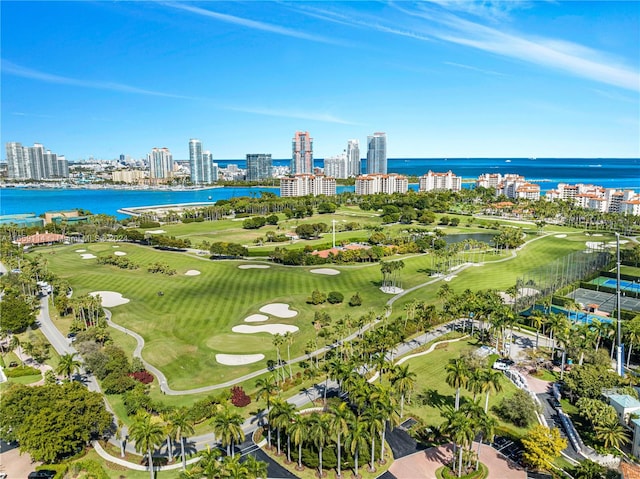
545, 183, 640, 215
189, 138, 213, 184
366, 132, 387, 174
148, 147, 173, 182
203, 151, 218, 182
324, 153, 348, 179
291, 131, 313, 175
5, 142, 69, 180
280, 174, 336, 197
355, 173, 408, 195
112, 169, 145, 184
419, 170, 462, 192
246, 154, 273, 181
346, 139, 360, 177
515, 183, 541, 200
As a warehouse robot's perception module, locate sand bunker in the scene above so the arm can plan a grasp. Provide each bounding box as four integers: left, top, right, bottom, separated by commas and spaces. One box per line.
310, 268, 340, 275
608, 240, 629, 245
112, 245, 120, 248
89, 291, 130, 307
216, 353, 265, 366
146, 230, 166, 234
592, 233, 603, 237
554, 234, 567, 238
259, 303, 298, 318
238, 264, 271, 269
75, 249, 86, 253
245, 314, 269, 322
586, 241, 606, 249
114, 251, 127, 256
232, 324, 299, 335
380, 286, 404, 294
185, 270, 201, 276
80, 253, 97, 259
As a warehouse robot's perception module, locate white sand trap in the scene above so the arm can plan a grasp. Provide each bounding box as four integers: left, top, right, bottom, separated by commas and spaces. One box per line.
238, 264, 271, 269
146, 230, 166, 234
592, 233, 603, 236
518, 287, 540, 297
554, 234, 567, 238
185, 270, 201, 276
80, 253, 97, 259
114, 251, 127, 256
112, 245, 120, 248
232, 324, 299, 335
245, 314, 269, 322
259, 303, 298, 318
75, 249, 86, 253
310, 268, 340, 275
608, 240, 629, 245
89, 291, 130, 307
216, 353, 265, 366
380, 286, 404, 294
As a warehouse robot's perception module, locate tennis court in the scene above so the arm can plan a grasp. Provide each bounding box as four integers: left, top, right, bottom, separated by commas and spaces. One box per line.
590, 276, 640, 294
567, 288, 640, 313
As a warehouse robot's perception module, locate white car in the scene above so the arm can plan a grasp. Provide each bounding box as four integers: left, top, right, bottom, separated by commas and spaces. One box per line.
492, 360, 510, 371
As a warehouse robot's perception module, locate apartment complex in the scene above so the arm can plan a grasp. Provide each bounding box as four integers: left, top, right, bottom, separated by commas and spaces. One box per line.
112, 169, 146, 184
291, 131, 313, 175
246, 154, 273, 181
346, 139, 360, 177
476, 173, 540, 200
323, 153, 348, 179
148, 147, 174, 183
546, 183, 640, 214
355, 173, 408, 195
5, 142, 69, 180
366, 132, 387, 174
419, 170, 462, 192
280, 174, 336, 197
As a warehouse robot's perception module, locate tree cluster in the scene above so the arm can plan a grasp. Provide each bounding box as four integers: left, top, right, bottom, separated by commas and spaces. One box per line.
147, 262, 176, 275
209, 242, 248, 258
97, 254, 139, 269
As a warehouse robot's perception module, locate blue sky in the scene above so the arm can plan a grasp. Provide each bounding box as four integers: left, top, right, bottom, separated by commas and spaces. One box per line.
1, 1, 639, 160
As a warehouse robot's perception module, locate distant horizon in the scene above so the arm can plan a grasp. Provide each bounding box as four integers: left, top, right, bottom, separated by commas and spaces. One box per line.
2, 2, 638, 160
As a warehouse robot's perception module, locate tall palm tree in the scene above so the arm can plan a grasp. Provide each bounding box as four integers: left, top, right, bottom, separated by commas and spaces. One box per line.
308, 412, 330, 478
211, 406, 245, 457
362, 406, 384, 472
330, 402, 353, 478
346, 415, 369, 478
595, 422, 630, 451
480, 369, 503, 413
283, 331, 294, 379
221, 455, 249, 479
272, 334, 285, 383
443, 408, 475, 477
371, 385, 399, 465
170, 407, 195, 471
289, 414, 307, 471
255, 374, 278, 449
56, 352, 81, 380
129, 411, 166, 479
625, 317, 640, 368
445, 357, 469, 411
270, 397, 295, 458
390, 364, 417, 418
475, 411, 497, 471
529, 310, 546, 350
161, 411, 175, 463
243, 454, 268, 479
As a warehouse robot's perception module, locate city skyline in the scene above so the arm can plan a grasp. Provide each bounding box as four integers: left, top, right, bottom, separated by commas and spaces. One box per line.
1, 2, 639, 161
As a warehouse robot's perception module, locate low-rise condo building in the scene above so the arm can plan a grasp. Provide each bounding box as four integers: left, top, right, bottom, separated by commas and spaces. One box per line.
419, 170, 461, 192
355, 173, 408, 195
280, 174, 336, 197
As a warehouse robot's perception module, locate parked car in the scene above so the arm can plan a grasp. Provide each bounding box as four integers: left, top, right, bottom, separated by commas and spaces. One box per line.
492, 360, 510, 371
28, 470, 56, 479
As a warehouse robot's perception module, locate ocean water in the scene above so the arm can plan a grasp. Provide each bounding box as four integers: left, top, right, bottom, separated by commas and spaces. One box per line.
1, 158, 637, 219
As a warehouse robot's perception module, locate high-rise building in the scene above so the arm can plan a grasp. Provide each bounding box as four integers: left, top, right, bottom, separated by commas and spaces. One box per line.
366, 132, 387, 174
291, 131, 313, 175
246, 154, 273, 181
347, 139, 360, 177
280, 174, 336, 197
323, 153, 348, 179
189, 139, 213, 184
149, 147, 174, 182
5, 142, 69, 180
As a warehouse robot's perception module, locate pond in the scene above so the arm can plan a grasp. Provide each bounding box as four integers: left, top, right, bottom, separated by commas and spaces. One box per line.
442, 232, 497, 245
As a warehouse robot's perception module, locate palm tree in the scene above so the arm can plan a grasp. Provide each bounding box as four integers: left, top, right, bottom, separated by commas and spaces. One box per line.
480, 369, 503, 413
283, 331, 294, 379
443, 408, 475, 477
625, 317, 640, 368
445, 357, 469, 410
243, 454, 268, 479
255, 374, 278, 449
346, 415, 369, 478
390, 364, 417, 418
221, 455, 249, 479
116, 419, 126, 458
595, 422, 630, 451
56, 352, 81, 380
161, 411, 175, 463
170, 407, 195, 471
211, 406, 245, 457
289, 414, 308, 471
362, 406, 384, 472
129, 411, 166, 479
529, 310, 546, 350
272, 333, 285, 383
330, 402, 353, 478
475, 411, 497, 471
196, 445, 224, 478
371, 385, 399, 465
308, 412, 330, 478
270, 397, 295, 458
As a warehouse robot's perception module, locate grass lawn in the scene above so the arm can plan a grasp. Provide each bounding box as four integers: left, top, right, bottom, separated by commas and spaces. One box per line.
620, 265, 640, 277
401, 339, 530, 438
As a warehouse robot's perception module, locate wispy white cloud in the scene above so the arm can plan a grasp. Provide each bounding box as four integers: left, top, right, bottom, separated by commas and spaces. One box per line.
2, 60, 194, 99
424, 0, 534, 22
590, 88, 639, 104
444, 61, 505, 76
225, 105, 359, 125
163, 2, 343, 46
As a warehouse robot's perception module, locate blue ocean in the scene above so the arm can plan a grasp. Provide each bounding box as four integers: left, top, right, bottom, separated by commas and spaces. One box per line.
1, 158, 637, 219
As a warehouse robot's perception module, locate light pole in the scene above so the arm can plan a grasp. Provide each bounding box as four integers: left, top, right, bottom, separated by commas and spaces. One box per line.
616, 232, 623, 377
332, 219, 336, 249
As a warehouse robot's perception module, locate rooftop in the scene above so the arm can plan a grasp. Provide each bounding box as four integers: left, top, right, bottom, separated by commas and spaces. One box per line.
607, 394, 640, 409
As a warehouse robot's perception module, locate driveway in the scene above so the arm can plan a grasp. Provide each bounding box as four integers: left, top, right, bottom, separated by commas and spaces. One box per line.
0, 440, 40, 479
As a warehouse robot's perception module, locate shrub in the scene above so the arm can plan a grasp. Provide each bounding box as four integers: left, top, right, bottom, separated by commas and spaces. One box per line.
348, 293, 362, 307
129, 370, 154, 384
5, 365, 40, 377
68, 460, 108, 479
327, 291, 344, 304
102, 372, 137, 394
493, 389, 539, 428
307, 290, 327, 305
230, 386, 251, 408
